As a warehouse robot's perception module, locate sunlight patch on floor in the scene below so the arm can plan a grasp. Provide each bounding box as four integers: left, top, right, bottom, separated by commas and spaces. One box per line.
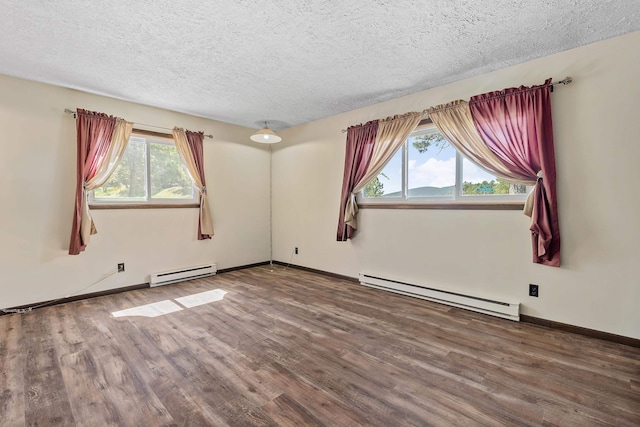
175, 289, 227, 308
112, 300, 183, 318
110, 289, 227, 318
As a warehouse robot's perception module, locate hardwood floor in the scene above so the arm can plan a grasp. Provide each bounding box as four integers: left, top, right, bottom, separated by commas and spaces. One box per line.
1, 266, 639, 426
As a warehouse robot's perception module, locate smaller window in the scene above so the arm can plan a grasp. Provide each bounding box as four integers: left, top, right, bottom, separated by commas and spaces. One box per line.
91, 132, 197, 206
360, 122, 531, 206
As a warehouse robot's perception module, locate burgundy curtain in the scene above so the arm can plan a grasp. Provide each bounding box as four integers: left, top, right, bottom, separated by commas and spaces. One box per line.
69, 109, 117, 255
185, 130, 212, 240
336, 121, 379, 241
469, 79, 560, 266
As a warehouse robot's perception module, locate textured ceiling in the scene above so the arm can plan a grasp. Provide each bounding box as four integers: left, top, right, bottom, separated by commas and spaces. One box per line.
1, 1, 639, 130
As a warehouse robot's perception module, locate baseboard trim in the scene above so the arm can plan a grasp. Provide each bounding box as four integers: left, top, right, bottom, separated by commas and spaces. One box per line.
273, 262, 640, 348
217, 261, 270, 274
5, 264, 638, 348
0, 261, 272, 316
520, 315, 640, 348
272, 261, 359, 283
0, 282, 149, 316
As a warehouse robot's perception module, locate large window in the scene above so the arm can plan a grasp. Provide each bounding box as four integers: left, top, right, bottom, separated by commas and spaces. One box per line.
361, 122, 530, 204
91, 131, 196, 205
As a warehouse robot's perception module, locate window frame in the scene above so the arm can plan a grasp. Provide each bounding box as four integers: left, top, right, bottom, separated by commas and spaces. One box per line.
357, 120, 527, 210
89, 129, 199, 209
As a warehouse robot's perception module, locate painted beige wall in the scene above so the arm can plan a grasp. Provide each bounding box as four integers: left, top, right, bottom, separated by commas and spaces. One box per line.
0, 75, 271, 309
272, 31, 640, 340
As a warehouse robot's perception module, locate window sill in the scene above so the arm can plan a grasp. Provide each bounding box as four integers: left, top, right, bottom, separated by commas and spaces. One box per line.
89, 203, 200, 210
358, 202, 524, 210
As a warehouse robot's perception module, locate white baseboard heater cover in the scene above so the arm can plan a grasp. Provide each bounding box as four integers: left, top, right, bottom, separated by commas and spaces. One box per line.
359, 273, 520, 321
150, 264, 217, 287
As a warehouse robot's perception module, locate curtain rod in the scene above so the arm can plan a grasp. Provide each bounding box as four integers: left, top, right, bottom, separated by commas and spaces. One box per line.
63, 109, 214, 139
340, 76, 573, 133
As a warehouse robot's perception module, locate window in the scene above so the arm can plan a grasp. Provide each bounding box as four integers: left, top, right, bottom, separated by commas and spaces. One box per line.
91, 131, 197, 206
361, 122, 530, 205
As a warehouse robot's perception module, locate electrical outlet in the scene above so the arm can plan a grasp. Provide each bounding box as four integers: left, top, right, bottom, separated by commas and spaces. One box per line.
295, 247, 299, 255
118, 263, 125, 273
529, 283, 539, 297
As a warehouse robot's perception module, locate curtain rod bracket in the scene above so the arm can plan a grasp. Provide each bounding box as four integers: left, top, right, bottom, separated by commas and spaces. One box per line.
550, 76, 572, 92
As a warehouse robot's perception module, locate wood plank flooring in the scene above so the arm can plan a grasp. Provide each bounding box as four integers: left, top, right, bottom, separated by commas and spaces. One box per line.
1, 266, 639, 426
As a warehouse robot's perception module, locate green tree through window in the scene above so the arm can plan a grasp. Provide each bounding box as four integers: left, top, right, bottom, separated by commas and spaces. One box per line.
93, 134, 195, 203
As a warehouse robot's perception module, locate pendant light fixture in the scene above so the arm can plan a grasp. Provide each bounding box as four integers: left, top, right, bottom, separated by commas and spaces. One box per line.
250, 121, 282, 144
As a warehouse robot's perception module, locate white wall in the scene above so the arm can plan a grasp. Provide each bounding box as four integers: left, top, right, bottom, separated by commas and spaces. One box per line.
272, 31, 640, 340
0, 75, 271, 309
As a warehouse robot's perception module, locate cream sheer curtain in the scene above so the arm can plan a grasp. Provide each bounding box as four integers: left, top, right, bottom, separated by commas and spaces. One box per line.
81, 118, 133, 244
172, 128, 214, 237
344, 112, 423, 229
428, 100, 538, 215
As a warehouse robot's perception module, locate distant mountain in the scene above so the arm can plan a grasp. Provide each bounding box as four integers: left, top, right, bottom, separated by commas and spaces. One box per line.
382, 186, 455, 198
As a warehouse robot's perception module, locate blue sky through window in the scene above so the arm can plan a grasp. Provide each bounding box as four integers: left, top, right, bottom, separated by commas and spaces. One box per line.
374, 134, 498, 197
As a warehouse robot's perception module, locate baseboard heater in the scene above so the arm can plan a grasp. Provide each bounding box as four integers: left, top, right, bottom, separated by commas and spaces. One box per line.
149, 264, 217, 287
359, 273, 519, 321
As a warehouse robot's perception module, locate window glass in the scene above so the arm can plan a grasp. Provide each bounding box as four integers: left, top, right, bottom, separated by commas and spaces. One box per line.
149, 142, 194, 199
407, 128, 455, 197
363, 148, 402, 198
95, 137, 147, 200
361, 122, 528, 204
92, 133, 196, 204
462, 158, 528, 196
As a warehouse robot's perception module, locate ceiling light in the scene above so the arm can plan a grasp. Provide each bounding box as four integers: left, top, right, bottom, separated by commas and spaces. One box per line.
250, 122, 281, 144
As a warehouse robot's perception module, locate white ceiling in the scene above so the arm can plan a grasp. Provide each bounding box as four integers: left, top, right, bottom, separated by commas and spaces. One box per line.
1, 1, 639, 130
